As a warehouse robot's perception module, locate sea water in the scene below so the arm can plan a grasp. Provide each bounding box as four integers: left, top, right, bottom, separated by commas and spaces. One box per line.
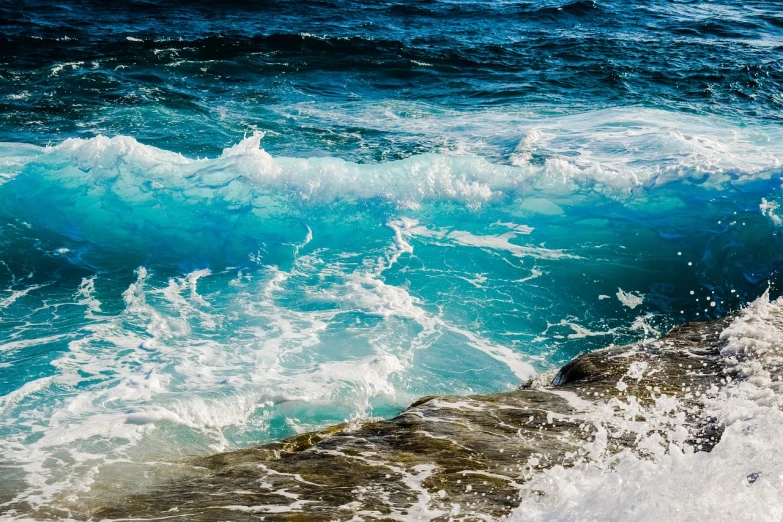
1, 1, 783, 519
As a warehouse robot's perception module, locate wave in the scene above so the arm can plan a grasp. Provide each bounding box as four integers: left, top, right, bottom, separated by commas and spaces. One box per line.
0, 114, 779, 197
0, 109, 781, 261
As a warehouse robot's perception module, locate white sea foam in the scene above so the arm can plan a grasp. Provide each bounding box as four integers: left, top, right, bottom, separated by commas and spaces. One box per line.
75, 276, 102, 319
760, 197, 782, 226
0, 283, 48, 311
318, 272, 427, 320
446, 230, 571, 260
0, 377, 54, 413
257, 105, 783, 191
0, 107, 772, 217
616, 288, 644, 309
0, 238, 476, 511
390, 217, 573, 261
510, 292, 783, 521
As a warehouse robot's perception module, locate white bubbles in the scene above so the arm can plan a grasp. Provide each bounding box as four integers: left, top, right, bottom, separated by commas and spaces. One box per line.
6, 105, 783, 220
512, 292, 783, 521
616, 288, 645, 310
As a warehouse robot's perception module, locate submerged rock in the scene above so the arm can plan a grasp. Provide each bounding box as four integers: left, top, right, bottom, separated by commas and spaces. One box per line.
92, 319, 732, 521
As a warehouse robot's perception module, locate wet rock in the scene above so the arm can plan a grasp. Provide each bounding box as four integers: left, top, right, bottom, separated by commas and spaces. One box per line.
91, 319, 733, 521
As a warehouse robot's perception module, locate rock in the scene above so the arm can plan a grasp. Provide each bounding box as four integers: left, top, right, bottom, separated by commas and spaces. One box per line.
90, 319, 733, 521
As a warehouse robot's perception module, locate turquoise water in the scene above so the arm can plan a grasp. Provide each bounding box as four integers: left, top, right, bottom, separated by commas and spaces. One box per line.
2, 0, 783, 516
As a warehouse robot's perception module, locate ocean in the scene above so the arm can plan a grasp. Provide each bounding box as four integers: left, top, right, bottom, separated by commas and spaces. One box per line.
1, 1, 783, 519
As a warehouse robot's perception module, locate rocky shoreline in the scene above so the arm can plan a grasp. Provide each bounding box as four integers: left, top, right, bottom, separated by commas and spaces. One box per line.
82, 316, 739, 521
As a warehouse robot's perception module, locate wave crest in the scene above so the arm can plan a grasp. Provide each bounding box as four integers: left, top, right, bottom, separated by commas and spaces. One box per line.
0, 112, 781, 260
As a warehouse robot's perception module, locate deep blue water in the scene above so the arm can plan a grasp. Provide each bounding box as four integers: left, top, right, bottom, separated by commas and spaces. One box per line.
2, 0, 783, 516
3, 0, 783, 156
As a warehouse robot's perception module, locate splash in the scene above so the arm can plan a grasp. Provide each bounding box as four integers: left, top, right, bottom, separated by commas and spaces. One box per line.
511, 293, 783, 521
